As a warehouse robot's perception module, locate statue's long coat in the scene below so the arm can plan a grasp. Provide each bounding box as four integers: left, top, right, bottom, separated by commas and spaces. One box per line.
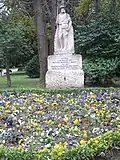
54, 13, 74, 54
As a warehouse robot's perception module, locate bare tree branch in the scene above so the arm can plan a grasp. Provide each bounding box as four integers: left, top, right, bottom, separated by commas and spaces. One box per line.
66, 0, 70, 5
44, 0, 51, 17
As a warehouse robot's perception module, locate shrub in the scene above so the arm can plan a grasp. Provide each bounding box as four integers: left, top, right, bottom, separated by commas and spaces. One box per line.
75, 16, 120, 86
25, 55, 40, 78
75, 17, 120, 59
0, 130, 119, 160
83, 57, 120, 86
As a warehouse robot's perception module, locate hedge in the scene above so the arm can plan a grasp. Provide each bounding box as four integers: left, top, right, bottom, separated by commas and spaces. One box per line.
0, 87, 120, 94
0, 130, 119, 160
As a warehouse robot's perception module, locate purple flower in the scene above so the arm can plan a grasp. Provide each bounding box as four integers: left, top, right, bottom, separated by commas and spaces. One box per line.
45, 126, 49, 130
68, 142, 73, 147
108, 126, 112, 130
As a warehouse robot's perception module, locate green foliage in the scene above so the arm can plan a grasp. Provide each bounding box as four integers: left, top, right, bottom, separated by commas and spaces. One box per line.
25, 55, 40, 78
83, 57, 120, 85
0, 21, 24, 67
75, 17, 120, 58
0, 17, 36, 68
0, 22, 24, 56
75, 16, 120, 85
0, 87, 119, 95
61, 131, 120, 160
0, 146, 38, 160
0, 130, 119, 160
16, 16, 37, 67
74, 0, 92, 17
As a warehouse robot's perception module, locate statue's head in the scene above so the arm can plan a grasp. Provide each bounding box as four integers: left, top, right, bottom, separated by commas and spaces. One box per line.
59, 5, 66, 13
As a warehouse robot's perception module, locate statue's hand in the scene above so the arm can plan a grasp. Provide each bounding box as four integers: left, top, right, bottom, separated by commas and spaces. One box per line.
66, 27, 70, 31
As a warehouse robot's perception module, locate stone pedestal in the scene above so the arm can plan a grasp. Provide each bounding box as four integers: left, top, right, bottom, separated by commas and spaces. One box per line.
46, 54, 84, 88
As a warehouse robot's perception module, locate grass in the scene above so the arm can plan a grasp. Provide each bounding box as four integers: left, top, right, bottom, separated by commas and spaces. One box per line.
0, 71, 120, 91
0, 72, 40, 90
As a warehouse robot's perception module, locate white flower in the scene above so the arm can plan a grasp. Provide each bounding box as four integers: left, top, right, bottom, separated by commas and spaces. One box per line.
92, 128, 101, 135
90, 114, 96, 119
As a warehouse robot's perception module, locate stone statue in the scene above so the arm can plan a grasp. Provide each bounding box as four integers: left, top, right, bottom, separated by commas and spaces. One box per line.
54, 5, 74, 54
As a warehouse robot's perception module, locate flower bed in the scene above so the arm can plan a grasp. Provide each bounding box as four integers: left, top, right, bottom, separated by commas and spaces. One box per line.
0, 88, 120, 159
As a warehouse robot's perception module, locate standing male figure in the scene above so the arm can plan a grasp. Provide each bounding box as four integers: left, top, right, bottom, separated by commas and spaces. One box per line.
54, 5, 74, 54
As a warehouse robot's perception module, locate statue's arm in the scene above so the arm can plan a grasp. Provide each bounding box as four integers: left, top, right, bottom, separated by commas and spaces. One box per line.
68, 19, 72, 27
67, 14, 72, 30
56, 15, 59, 26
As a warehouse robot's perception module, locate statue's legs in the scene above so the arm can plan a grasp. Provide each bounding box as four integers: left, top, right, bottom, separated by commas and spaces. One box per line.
60, 36, 63, 50
63, 34, 68, 51
58, 28, 63, 51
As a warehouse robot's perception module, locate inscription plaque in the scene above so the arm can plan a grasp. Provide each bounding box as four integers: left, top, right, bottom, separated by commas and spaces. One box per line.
48, 56, 82, 70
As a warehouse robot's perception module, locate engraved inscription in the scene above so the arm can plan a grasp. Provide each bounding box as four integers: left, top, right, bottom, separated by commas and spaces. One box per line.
50, 57, 80, 70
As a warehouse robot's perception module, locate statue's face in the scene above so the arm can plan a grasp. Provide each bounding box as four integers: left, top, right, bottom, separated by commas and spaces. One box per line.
60, 8, 66, 13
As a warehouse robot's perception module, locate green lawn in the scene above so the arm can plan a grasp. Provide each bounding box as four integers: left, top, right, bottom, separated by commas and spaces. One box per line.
0, 72, 40, 90
0, 72, 120, 90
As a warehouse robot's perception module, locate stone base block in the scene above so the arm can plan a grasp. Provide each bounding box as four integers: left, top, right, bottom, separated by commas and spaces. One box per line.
45, 54, 84, 88
46, 70, 84, 88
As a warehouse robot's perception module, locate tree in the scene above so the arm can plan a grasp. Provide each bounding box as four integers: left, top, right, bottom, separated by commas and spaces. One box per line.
33, 0, 48, 87
0, 21, 26, 87
49, 0, 57, 55
95, 0, 100, 14
110, 0, 116, 13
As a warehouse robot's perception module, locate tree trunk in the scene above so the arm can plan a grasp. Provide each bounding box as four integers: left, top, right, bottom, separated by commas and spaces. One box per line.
33, 0, 48, 87
5, 57, 11, 87
95, 0, 100, 15
50, 0, 57, 55
110, 0, 116, 13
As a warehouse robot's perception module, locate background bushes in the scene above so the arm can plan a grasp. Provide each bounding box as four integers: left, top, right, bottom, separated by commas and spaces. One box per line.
75, 16, 120, 86
0, 130, 119, 160
25, 55, 40, 78
83, 57, 120, 86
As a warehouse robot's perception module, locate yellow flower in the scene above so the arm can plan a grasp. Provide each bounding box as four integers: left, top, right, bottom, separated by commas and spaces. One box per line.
117, 125, 120, 129
4, 123, 7, 128
83, 132, 88, 139
53, 142, 66, 157
51, 102, 58, 107
39, 147, 49, 153
12, 106, 16, 111
48, 119, 54, 125
39, 99, 44, 103
90, 94, 96, 99
30, 121, 39, 127
89, 138, 94, 142
18, 139, 23, 145
57, 151, 63, 157
34, 98, 39, 102
80, 140, 86, 145
106, 115, 111, 118
36, 111, 42, 114
36, 127, 41, 131
83, 130, 87, 134
6, 101, 10, 108
63, 117, 69, 123
74, 119, 79, 125
5, 110, 11, 113
95, 140, 99, 144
